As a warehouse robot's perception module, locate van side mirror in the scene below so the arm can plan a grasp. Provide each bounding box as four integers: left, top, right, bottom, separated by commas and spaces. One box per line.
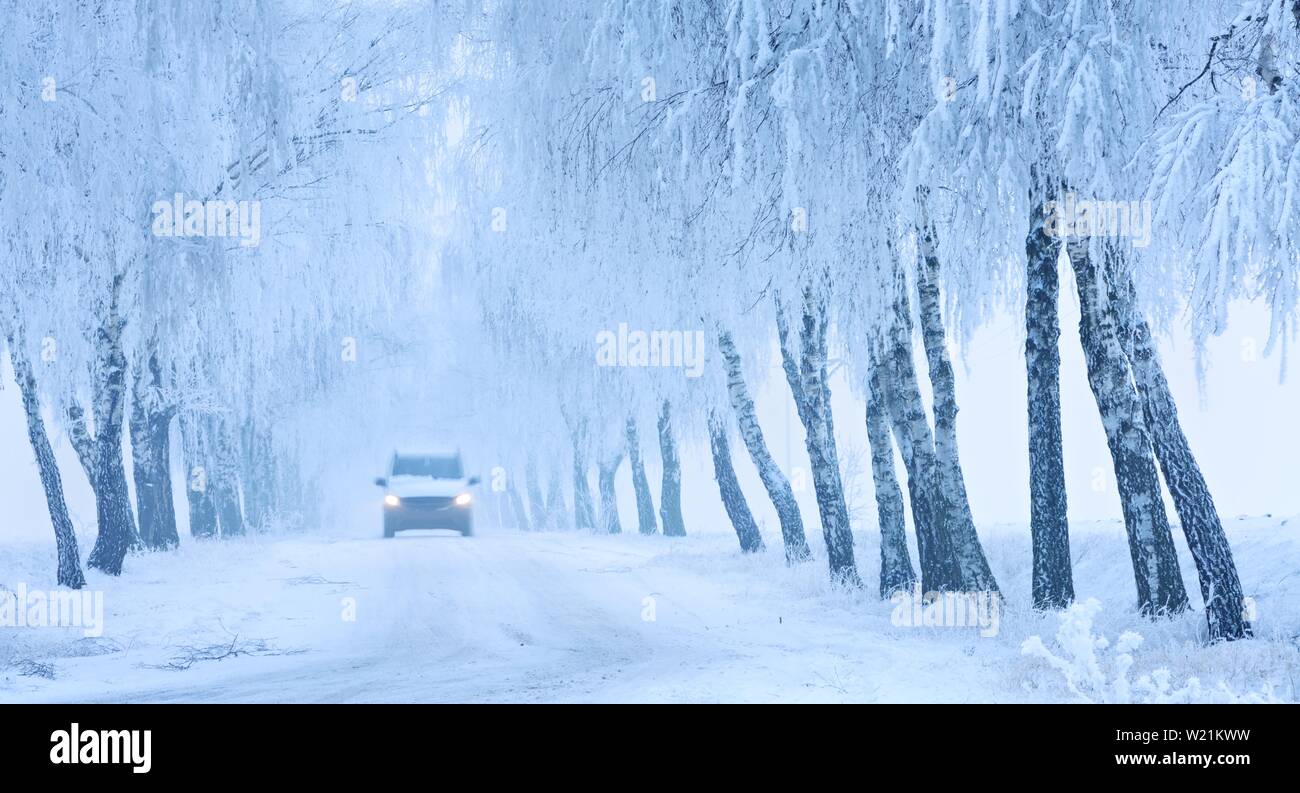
374, 477, 387, 487
467, 475, 481, 486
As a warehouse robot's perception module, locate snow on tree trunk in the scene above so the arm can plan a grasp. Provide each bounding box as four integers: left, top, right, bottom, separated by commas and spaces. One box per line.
571, 431, 596, 530
545, 464, 568, 530
656, 401, 687, 537
129, 352, 179, 550
210, 418, 246, 537
1025, 191, 1073, 610
914, 223, 1000, 595
626, 417, 658, 535
866, 354, 916, 598
240, 422, 278, 531
526, 455, 547, 531
1069, 241, 1189, 617
211, 475, 244, 537
272, 449, 305, 527
597, 453, 623, 534
508, 480, 532, 532
8, 333, 85, 588
1107, 263, 1250, 641
83, 433, 136, 573
718, 330, 811, 562
708, 411, 764, 553
878, 291, 963, 593
180, 415, 218, 539
70, 281, 139, 575
778, 289, 861, 587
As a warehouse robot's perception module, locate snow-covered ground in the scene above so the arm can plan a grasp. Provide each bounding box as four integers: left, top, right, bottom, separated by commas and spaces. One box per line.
2, 517, 1297, 703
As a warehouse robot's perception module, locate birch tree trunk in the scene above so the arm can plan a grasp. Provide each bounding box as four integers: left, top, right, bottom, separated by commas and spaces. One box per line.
526, 455, 547, 530
718, 331, 811, 562
1070, 241, 1189, 617
210, 418, 246, 537
657, 400, 687, 537
571, 430, 596, 530
1107, 262, 1250, 640
8, 332, 85, 588
1025, 189, 1073, 609
71, 279, 138, 575
545, 464, 568, 530
597, 453, 623, 534
240, 421, 278, 531
914, 226, 1000, 594
866, 353, 916, 598
180, 414, 218, 538
626, 417, 658, 535
508, 480, 532, 532
708, 411, 764, 553
273, 446, 304, 525
778, 289, 861, 587
879, 288, 962, 593
129, 351, 179, 550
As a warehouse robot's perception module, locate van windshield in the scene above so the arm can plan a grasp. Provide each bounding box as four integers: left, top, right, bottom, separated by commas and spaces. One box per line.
392, 455, 463, 479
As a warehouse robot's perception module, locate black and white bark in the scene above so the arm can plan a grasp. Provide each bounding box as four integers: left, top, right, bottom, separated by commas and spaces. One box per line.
878, 282, 962, 593
180, 414, 218, 539
865, 353, 916, 599
129, 350, 179, 550
914, 223, 1000, 594
597, 453, 624, 534
1070, 240, 1189, 617
777, 288, 861, 587
1107, 261, 1251, 640
1025, 188, 1073, 609
8, 331, 85, 588
69, 278, 138, 575
657, 401, 687, 537
626, 417, 658, 535
718, 330, 811, 562
708, 411, 765, 553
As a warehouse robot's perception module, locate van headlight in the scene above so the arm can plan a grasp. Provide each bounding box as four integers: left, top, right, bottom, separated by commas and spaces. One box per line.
384, 494, 401, 508
454, 493, 472, 507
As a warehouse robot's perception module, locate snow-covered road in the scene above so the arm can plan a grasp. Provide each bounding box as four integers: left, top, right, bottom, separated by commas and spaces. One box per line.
3, 528, 1007, 702
4, 518, 1298, 703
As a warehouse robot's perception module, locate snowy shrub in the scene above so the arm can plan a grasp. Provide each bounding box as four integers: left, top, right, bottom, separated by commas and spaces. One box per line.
1021, 599, 1283, 703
